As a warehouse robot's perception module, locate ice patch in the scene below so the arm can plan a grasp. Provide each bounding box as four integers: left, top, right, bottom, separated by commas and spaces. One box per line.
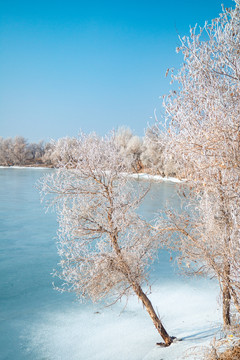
23, 280, 221, 360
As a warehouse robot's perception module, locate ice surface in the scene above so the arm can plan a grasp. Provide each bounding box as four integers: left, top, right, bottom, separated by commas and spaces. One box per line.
0, 169, 222, 360
23, 281, 221, 360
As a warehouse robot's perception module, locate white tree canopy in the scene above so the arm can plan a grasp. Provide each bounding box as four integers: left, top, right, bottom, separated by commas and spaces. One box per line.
39, 132, 174, 345
158, 0, 240, 325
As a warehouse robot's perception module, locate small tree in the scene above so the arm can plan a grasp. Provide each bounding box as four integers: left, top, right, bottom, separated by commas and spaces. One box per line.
48, 137, 78, 166
114, 126, 143, 172
141, 125, 178, 177
158, 1, 240, 326
12, 136, 28, 165
41, 142, 55, 166
27, 140, 45, 161
0, 137, 14, 166
141, 126, 165, 175
39, 132, 175, 346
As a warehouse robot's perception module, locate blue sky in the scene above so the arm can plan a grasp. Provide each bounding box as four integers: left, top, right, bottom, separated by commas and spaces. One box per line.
0, 0, 234, 142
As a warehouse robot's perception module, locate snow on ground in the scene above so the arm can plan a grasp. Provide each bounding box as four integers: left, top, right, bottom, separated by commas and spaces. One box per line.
120, 172, 185, 183
23, 280, 222, 360
127, 173, 185, 183
0, 167, 184, 183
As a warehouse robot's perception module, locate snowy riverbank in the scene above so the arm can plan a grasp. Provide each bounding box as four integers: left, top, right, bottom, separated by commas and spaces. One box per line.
0, 166, 185, 183
126, 172, 185, 183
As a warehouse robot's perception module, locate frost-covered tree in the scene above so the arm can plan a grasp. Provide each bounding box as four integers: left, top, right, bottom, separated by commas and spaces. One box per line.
41, 142, 55, 166
39, 132, 175, 346
141, 126, 165, 175
141, 125, 178, 177
159, 1, 240, 325
0, 137, 13, 165
12, 136, 28, 165
47, 137, 78, 167
0, 136, 28, 165
114, 127, 143, 172
0, 137, 49, 166
27, 141, 45, 161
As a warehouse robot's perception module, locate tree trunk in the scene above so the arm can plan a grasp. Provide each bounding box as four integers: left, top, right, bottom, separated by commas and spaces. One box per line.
109, 233, 173, 346
230, 287, 240, 314
132, 282, 173, 346
222, 262, 231, 326
222, 282, 231, 326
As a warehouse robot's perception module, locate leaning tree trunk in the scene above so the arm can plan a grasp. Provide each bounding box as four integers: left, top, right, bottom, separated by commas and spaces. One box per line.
108, 214, 174, 346
132, 282, 173, 346
110, 238, 173, 345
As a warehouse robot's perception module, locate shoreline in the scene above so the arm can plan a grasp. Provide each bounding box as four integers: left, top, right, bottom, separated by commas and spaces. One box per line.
0, 165, 185, 183
126, 172, 185, 183
0, 165, 52, 170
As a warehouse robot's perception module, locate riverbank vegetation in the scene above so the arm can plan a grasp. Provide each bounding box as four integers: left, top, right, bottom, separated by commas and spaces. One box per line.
0, 127, 178, 177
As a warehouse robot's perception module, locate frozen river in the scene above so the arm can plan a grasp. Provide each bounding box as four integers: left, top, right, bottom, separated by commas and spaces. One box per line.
0, 168, 221, 360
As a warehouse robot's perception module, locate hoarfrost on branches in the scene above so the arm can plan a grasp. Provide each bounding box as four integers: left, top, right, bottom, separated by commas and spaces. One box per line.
39, 132, 174, 346
158, 1, 240, 325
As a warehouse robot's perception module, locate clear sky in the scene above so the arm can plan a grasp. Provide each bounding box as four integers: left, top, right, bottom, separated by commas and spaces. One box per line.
0, 0, 234, 142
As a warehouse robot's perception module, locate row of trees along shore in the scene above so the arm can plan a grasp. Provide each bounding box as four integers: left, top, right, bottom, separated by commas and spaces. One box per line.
5, 1, 240, 357
0, 129, 178, 177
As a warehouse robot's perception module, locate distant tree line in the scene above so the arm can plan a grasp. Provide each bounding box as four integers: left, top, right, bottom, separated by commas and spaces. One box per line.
0, 130, 178, 177
0, 136, 51, 167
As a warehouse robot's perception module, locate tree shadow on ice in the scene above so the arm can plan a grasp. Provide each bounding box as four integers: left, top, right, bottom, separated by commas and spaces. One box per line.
180, 326, 221, 342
